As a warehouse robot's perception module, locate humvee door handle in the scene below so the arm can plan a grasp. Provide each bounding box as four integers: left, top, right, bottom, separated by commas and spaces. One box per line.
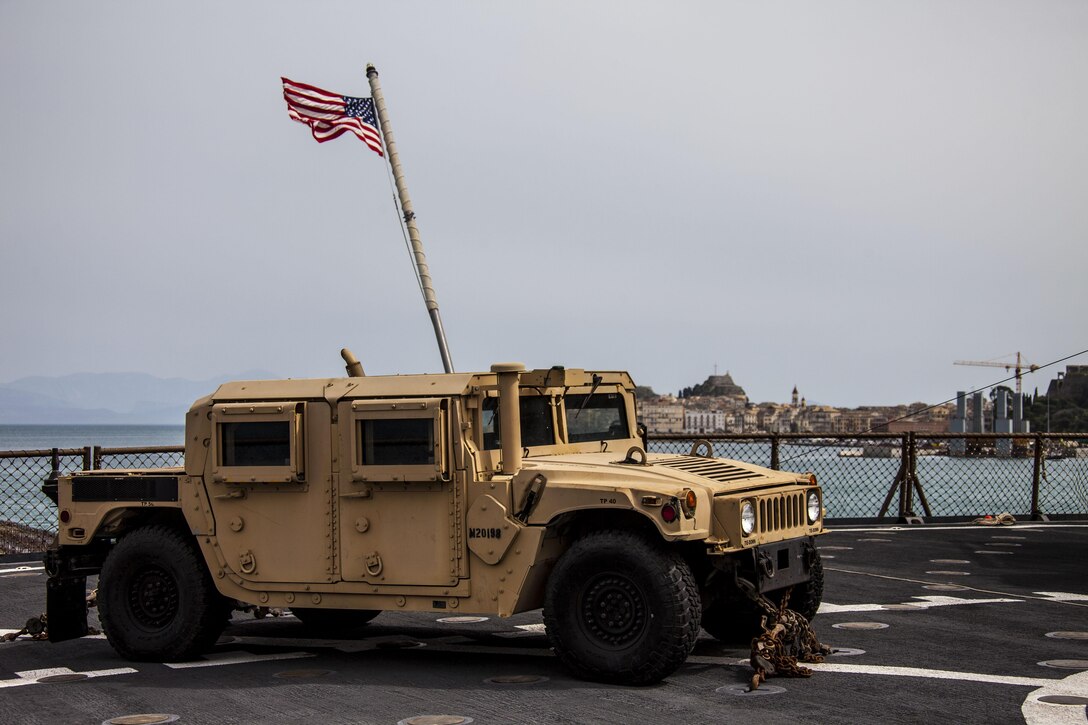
214, 489, 246, 500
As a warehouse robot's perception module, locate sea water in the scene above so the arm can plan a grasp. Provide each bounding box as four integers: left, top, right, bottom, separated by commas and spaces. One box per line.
0, 424, 184, 450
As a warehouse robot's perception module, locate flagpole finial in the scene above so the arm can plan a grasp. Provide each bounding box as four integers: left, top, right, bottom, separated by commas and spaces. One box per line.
366, 63, 378, 78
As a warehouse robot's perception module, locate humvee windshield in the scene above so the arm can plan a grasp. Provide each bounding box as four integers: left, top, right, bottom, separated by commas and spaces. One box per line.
564, 393, 628, 442
481, 392, 628, 450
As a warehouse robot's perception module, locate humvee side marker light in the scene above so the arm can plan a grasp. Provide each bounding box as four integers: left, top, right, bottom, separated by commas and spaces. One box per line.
683, 489, 697, 513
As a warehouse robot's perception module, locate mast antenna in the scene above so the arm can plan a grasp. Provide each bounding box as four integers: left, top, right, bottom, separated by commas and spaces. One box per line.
366, 64, 455, 373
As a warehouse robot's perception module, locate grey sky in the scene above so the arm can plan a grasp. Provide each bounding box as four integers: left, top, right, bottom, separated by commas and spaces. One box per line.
2, 1, 1086, 407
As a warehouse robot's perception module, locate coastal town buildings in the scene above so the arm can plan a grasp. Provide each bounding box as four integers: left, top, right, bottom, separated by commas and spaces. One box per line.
639, 398, 685, 433
638, 372, 956, 435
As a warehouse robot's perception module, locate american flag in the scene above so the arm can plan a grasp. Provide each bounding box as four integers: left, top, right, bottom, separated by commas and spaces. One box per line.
281, 77, 383, 156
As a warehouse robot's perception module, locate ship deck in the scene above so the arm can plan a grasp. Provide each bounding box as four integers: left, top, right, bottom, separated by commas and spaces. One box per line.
2, 522, 1087, 724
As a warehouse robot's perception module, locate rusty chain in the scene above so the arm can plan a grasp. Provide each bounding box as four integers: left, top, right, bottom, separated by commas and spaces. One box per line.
1, 588, 99, 643
738, 579, 830, 691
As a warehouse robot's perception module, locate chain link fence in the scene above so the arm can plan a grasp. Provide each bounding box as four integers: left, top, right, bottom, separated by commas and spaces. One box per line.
0, 446, 183, 555
2, 434, 1086, 555
650, 433, 1088, 521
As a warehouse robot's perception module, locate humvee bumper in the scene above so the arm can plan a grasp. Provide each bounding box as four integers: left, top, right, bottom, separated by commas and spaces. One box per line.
746, 536, 819, 594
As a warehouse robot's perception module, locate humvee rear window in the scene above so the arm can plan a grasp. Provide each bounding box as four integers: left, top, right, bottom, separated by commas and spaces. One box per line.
358, 418, 435, 466
565, 393, 629, 443
220, 422, 291, 466
482, 396, 555, 449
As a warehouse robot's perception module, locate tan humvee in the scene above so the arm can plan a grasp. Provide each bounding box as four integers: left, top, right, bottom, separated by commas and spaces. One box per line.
45, 359, 825, 684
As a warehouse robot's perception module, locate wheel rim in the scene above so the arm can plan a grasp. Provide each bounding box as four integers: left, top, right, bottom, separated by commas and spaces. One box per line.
580, 573, 647, 647
128, 565, 180, 629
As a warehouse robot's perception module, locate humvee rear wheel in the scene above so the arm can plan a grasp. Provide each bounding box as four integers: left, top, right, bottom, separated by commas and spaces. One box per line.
290, 608, 380, 633
702, 550, 824, 643
543, 530, 701, 685
99, 525, 228, 661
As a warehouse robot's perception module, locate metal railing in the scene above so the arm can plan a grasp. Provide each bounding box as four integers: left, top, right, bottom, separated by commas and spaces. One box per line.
650, 432, 1088, 522
1, 434, 1086, 555
0, 445, 184, 555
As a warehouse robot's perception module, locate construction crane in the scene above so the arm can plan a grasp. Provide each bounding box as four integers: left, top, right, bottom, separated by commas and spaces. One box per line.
953, 352, 1039, 394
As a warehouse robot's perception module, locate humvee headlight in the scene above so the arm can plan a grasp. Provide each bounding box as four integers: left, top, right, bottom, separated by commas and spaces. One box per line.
807, 490, 821, 524
740, 500, 756, 535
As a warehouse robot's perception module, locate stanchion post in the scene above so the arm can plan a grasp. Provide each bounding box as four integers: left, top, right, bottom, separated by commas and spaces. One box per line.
1031, 432, 1047, 521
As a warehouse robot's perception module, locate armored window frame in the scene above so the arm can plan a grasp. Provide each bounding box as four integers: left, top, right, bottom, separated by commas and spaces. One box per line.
479, 394, 557, 450
210, 402, 306, 484
348, 398, 448, 482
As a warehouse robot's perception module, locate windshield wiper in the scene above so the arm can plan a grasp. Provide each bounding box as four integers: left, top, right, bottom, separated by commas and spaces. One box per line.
573, 374, 603, 420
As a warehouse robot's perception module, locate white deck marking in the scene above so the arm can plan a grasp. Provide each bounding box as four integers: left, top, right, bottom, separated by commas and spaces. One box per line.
1022, 669, 1088, 724
711, 658, 1057, 687
819, 595, 1022, 614
495, 623, 547, 638
803, 662, 1055, 687
828, 567, 1088, 608
163, 650, 315, 669
1034, 592, 1088, 603
827, 523, 1088, 533
1, 630, 107, 640
0, 666, 137, 689
0, 565, 43, 575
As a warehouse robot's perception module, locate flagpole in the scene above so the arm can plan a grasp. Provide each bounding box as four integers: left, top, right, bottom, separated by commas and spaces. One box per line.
366, 64, 455, 374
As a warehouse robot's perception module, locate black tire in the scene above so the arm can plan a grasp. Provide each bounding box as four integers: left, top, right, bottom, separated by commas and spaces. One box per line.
290, 607, 380, 633
789, 550, 824, 621
700, 595, 764, 644
543, 529, 701, 685
702, 550, 824, 643
98, 525, 229, 662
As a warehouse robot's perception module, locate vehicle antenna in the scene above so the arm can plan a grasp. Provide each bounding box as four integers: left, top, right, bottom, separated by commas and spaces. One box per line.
366, 64, 455, 373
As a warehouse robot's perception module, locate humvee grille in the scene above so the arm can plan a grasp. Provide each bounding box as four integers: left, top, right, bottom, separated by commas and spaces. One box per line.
653, 456, 762, 482
758, 492, 805, 533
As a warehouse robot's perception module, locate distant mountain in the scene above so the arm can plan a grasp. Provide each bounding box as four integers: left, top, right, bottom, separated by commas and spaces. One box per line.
0, 370, 280, 424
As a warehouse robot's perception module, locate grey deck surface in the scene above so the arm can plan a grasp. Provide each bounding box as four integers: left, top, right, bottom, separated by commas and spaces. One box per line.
2, 523, 1087, 725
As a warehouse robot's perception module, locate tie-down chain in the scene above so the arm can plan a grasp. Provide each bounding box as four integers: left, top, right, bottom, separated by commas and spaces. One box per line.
737, 578, 830, 691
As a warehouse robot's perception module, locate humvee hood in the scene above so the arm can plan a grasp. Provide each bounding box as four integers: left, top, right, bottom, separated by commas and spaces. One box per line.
520, 452, 805, 495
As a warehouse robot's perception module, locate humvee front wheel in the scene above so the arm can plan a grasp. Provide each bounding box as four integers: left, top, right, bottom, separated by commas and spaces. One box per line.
543, 530, 701, 685
291, 608, 380, 633
99, 525, 229, 661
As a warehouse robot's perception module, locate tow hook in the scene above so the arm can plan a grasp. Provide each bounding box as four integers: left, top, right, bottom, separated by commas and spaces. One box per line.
757, 551, 774, 579
803, 541, 818, 569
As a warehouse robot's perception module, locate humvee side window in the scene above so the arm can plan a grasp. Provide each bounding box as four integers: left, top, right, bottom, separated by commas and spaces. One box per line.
358, 418, 435, 466
482, 396, 556, 449
210, 402, 305, 484
220, 421, 291, 466
565, 393, 629, 443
